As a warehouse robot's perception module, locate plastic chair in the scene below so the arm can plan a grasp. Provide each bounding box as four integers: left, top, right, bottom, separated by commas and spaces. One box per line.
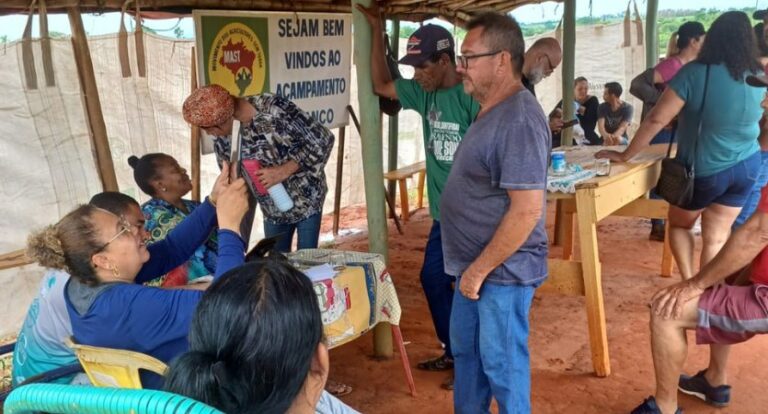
65, 338, 167, 389
3, 384, 223, 414
0, 341, 84, 402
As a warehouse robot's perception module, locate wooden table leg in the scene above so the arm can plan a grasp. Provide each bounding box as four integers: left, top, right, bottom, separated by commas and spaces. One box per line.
553, 199, 565, 246
575, 190, 610, 377
398, 179, 410, 222
562, 211, 576, 261
661, 221, 674, 277
416, 170, 426, 210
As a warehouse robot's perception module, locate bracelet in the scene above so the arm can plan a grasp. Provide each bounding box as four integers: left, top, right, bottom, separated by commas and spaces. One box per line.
208, 196, 217, 207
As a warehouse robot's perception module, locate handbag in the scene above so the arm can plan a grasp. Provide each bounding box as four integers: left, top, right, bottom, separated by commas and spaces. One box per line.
655, 64, 709, 207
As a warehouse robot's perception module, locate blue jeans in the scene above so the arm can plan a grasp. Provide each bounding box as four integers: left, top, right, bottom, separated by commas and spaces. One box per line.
263, 212, 322, 253
733, 151, 768, 229
683, 151, 760, 211
420, 221, 455, 358
451, 279, 535, 414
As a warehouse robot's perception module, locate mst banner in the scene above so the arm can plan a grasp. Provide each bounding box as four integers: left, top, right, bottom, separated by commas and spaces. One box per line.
194, 11, 351, 128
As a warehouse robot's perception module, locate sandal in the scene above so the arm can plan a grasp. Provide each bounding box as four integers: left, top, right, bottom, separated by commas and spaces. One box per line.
326, 380, 353, 397
417, 354, 454, 371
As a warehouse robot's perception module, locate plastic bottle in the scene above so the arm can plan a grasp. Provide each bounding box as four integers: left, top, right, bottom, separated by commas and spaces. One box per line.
267, 183, 294, 212
241, 159, 294, 212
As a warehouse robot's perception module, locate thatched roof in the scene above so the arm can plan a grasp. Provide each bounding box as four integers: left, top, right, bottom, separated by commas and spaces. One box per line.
0, 0, 557, 25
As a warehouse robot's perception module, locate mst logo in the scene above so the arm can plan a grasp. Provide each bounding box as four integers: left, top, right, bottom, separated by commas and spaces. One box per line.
208, 22, 267, 96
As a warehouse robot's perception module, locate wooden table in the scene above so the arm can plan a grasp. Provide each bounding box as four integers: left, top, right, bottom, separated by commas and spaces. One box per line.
541, 144, 674, 377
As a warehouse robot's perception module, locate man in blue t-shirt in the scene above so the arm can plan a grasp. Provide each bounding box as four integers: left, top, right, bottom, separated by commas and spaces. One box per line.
356, 4, 480, 390
441, 12, 550, 413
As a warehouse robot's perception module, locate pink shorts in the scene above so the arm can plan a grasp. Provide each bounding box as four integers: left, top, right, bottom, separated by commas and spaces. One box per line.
696, 283, 768, 345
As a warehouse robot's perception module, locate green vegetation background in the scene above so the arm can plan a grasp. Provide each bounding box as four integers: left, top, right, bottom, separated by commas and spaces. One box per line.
397, 7, 760, 58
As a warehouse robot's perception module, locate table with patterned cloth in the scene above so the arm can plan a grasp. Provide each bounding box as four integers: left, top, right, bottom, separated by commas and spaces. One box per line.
287, 249, 402, 349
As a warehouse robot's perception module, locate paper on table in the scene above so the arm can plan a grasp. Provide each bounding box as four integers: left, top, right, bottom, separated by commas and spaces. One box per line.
303, 263, 338, 282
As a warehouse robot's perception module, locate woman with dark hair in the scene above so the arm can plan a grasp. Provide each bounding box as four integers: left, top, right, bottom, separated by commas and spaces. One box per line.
128, 153, 218, 286
597, 11, 763, 285
657, 22, 706, 86
165, 259, 358, 414
640, 21, 706, 241
550, 77, 599, 146
24, 164, 249, 389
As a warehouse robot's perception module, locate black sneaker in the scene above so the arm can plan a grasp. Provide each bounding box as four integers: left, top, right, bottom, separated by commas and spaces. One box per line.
631, 396, 683, 414
678, 370, 731, 407
416, 354, 454, 371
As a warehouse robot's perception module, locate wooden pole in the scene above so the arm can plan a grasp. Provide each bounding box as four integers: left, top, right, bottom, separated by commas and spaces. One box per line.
387, 19, 400, 203
353, 0, 392, 357
560, 0, 576, 147
190, 46, 201, 202
645, 0, 659, 68
332, 126, 346, 236
68, 6, 118, 191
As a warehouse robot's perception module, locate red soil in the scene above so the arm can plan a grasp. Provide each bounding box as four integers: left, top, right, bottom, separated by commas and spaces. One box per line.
319, 202, 768, 414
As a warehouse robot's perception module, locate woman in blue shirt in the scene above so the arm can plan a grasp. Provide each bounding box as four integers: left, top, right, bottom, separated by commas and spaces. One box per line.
24, 163, 249, 389
597, 11, 762, 281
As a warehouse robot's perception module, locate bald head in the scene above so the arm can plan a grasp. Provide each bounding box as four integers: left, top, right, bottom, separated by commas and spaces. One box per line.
523, 37, 562, 85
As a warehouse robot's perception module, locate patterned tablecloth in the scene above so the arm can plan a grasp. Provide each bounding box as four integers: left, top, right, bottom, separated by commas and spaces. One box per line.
287, 249, 402, 349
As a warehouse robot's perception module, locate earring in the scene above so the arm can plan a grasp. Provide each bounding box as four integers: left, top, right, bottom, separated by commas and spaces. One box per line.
162, 187, 168, 192
111, 263, 121, 279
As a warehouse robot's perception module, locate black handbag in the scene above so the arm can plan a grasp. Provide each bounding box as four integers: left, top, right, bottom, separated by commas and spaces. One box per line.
656, 65, 709, 207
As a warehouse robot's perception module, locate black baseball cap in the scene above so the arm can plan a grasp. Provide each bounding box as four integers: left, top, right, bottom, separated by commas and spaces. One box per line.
755, 9, 768, 20
399, 24, 454, 67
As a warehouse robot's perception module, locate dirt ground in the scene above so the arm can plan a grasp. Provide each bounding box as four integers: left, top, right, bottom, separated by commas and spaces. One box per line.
319, 202, 768, 414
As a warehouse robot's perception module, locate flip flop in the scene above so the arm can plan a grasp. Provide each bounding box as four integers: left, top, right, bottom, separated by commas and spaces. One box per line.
326, 380, 353, 397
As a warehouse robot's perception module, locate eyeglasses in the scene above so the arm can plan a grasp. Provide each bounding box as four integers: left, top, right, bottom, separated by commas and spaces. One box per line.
543, 54, 555, 72
457, 50, 502, 69
93, 208, 142, 252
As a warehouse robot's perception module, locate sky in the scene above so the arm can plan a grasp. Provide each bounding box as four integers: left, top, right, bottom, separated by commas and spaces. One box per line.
0, 0, 764, 41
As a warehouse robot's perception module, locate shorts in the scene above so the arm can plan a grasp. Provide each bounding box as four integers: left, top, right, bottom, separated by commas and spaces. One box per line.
682, 151, 761, 211
696, 283, 768, 345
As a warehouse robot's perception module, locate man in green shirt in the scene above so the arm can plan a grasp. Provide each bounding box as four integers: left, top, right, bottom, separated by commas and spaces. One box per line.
357, 4, 480, 390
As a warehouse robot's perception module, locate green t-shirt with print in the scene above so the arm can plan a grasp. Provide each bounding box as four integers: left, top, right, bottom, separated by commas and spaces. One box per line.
394, 79, 479, 220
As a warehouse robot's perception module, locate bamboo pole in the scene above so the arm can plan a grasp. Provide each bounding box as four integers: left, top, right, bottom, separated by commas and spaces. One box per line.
560, 0, 576, 147
645, 0, 659, 68
68, 6, 118, 191
0, 249, 31, 271
353, 0, 392, 358
190, 46, 201, 202
387, 19, 400, 204
332, 127, 346, 236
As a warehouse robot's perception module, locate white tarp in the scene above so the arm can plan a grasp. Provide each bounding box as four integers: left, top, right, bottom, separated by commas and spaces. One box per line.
0, 32, 373, 337
0, 19, 644, 337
